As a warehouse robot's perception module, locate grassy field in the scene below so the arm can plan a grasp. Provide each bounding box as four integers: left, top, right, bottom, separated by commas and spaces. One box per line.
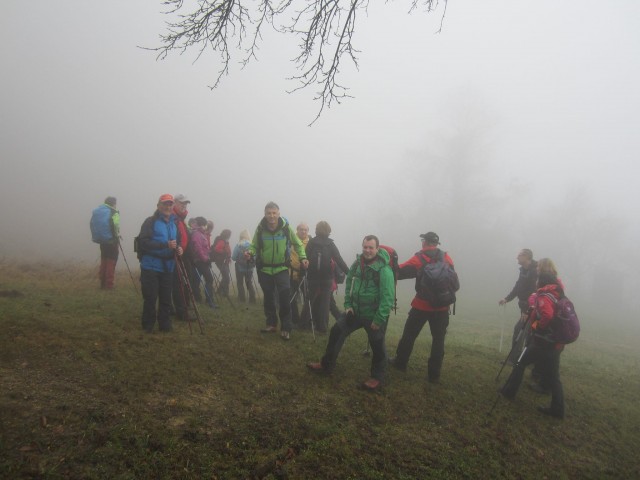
1, 260, 639, 479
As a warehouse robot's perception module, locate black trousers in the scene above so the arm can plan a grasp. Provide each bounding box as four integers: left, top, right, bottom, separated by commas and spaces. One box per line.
258, 270, 292, 332
141, 269, 173, 332
321, 314, 387, 382
394, 308, 449, 380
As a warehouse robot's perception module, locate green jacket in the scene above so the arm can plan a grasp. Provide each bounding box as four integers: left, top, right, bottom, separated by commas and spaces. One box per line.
344, 247, 394, 327
249, 217, 306, 275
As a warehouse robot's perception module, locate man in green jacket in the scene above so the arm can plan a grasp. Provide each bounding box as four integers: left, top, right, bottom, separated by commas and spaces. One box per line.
307, 235, 395, 390
248, 201, 308, 340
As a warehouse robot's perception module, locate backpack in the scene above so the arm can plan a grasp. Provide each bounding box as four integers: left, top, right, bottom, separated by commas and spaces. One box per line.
417, 249, 460, 308
210, 238, 227, 263
90, 205, 115, 244
235, 241, 250, 267
540, 293, 580, 344
308, 240, 333, 278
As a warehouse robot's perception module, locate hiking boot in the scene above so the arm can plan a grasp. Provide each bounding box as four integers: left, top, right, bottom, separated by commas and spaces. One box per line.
389, 357, 407, 372
281, 331, 290, 341
528, 382, 551, 395
498, 386, 515, 400
306, 362, 328, 374
260, 326, 277, 333
537, 406, 564, 419
361, 378, 382, 391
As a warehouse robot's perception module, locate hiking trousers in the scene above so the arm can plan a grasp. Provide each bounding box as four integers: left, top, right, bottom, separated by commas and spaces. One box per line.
321, 314, 388, 382
394, 308, 449, 381
236, 265, 256, 303
502, 341, 564, 416
141, 269, 173, 332
99, 243, 119, 289
258, 269, 292, 333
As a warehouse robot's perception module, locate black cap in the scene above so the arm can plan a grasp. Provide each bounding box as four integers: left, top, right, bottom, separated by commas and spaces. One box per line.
420, 232, 440, 245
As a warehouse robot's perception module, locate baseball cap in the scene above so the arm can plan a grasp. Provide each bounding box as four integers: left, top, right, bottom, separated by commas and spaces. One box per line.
174, 194, 190, 204
158, 193, 174, 204
419, 232, 440, 245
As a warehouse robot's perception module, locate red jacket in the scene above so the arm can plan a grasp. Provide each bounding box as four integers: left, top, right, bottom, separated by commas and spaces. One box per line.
398, 246, 455, 312
530, 282, 565, 350
173, 207, 189, 250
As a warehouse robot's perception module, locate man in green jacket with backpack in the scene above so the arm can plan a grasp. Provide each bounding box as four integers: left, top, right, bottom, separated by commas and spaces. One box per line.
247, 202, 308, 340
307, 235, 395, 390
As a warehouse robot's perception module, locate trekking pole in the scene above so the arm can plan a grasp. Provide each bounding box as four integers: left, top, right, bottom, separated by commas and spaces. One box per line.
302, 273, 316, 342
251, 272, 261, 302
175, 255, 193, 333
229, 262, 237, 297
289, 276, 304, 305
488, 344, 530, 416
494, 308, 533, 382
118, 240, 139, 295
210, 265, 235, 309
176, 255, 204, 334
499, 305, 506, 352
193, 266, 218, 311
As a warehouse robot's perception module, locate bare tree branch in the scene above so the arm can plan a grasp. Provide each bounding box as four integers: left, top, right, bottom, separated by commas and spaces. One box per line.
146, 0, 446, 120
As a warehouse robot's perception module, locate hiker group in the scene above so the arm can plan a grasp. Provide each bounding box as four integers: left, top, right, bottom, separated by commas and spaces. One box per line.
91, 196, 579, 420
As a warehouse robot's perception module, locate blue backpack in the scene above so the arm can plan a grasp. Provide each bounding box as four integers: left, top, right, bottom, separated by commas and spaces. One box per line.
90, 205, 114, 244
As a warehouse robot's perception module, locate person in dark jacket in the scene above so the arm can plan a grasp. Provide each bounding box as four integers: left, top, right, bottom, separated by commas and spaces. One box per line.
137, 194, 183, 333
499, 249, 538, 364
303, 221, 350, 333
390, 232, 456, 383
500, 258, 566, 419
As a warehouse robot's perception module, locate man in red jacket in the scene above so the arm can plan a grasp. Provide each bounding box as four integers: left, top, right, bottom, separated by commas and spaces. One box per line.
390, 232, 456, 384
171, 193, 193, 320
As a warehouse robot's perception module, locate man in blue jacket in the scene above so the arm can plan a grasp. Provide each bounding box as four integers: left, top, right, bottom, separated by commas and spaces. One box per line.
137, 194, 184, 333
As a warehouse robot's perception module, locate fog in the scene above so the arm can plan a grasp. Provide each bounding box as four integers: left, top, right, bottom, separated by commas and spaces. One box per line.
1, 1, 639, 317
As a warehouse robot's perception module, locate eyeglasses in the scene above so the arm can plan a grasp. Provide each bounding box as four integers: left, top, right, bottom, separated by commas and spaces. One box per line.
161, 201, 174, 206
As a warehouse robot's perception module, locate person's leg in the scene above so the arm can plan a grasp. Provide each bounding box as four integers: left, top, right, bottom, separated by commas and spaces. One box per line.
541, 348, 564, 417
509, 313, 529, 364
257, 271, 277, 328
501, 345, 537, 398
274, 270, 292, 333
314, 286, 331, 333
236, 265, 246, 302
99, 244, 107, 288
157, 271, 173, 332
247, 270, 257, 303
427, 311, 450, 382
365, 321, 388, 382
290, 278, 301, 326
321, 314, 360, 371
140, 269, 159, 332
329, 292, 342, 321
172, 268, 188, 319
393, 308, 428, 369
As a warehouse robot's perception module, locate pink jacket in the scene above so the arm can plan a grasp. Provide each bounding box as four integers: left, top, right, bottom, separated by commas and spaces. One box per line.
191, 228, 210, 263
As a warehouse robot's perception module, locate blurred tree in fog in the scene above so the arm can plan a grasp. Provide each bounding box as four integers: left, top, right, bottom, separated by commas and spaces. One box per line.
151, 0, 446, 121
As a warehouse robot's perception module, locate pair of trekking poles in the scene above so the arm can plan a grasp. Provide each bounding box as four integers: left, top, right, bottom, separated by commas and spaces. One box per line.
290, 271, 317, 342
488, 308, 535, 415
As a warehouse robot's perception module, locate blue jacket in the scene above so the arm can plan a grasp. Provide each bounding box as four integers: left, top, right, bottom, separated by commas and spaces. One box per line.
232, 240, 254, 273
138, 211, 179, 273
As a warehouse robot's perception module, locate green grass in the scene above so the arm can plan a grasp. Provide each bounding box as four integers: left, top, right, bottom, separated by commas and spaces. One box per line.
1, 260, 639, 479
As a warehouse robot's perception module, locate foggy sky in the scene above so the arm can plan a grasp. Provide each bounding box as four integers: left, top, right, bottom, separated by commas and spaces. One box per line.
1, 1, 639, 313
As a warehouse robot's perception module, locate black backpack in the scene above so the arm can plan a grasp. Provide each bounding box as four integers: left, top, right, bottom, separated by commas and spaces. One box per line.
417, 249, 460, 308
308, 240, 333, 278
